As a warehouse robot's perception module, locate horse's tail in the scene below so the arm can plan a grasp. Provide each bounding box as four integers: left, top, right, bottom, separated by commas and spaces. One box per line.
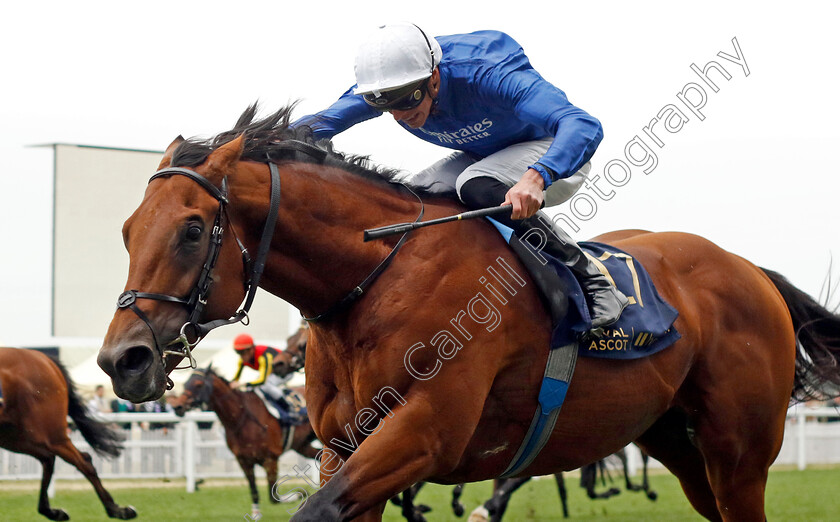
52, 357, 124, 458
761, 268, 840, 402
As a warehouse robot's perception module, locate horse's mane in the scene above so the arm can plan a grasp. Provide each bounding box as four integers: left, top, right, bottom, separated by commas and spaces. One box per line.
171, 103, 406, 188
203, 364, 229, 385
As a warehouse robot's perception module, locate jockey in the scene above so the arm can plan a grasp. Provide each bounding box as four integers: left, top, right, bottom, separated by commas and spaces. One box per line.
230, 333, 291, 406
295, 23, 628, 330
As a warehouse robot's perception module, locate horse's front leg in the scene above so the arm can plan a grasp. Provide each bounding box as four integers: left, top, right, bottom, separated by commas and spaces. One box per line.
291, 392, 485, 522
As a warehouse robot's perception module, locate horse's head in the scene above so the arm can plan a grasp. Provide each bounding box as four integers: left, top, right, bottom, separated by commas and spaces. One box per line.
99, 136, 250, 402
172, 367, 215, 417
274, 324, 309, 378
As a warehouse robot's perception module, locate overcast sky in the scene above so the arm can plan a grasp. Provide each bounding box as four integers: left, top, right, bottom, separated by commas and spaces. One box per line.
1, 1, 838, 344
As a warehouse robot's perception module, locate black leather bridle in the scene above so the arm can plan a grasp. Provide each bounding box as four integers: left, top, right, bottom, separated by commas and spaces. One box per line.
182, 369, 214, 411
114, 139, 422, 388
116, 162, 281, 385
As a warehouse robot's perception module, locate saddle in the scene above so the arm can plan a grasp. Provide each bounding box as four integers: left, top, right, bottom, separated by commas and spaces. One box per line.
489, 219, 681, 357
488, 219, 681, 478
252, 387, 308, 427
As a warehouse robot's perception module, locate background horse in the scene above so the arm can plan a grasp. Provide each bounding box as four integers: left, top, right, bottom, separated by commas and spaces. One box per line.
466, 445, 656, 522
98, 105, 840, 522
0, 347, 136, 520
273, 323, 308, 379
172, 366, 319, 520
580, 446, 657, 502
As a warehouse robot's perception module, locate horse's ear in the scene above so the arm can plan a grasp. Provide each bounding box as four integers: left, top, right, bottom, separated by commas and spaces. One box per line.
205, 134, 245, 175
158, 136, 185, 169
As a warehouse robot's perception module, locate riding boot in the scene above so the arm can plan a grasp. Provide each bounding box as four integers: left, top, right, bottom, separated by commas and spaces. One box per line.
458, 176, 629, 330
513, 213, 629, 329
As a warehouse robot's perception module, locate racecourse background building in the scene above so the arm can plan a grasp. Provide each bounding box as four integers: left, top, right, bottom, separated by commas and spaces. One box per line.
33, 143, 299, 388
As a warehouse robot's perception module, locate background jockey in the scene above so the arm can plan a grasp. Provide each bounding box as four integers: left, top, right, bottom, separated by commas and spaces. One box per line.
294, 23, 628, 331
230, 333, 291, 406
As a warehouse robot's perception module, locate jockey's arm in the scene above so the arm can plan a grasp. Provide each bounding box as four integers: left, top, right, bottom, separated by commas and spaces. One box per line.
292, 87, 380, 140
232, 359, 244, 382
246, 352, 273, 387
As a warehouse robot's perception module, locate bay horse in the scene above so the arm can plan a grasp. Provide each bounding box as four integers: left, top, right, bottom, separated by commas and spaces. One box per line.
171, 366, 319, 520
273, 323, 309, 379
97, 105, 840, 522
278, 325, 432, 522
0, 347, 136, 520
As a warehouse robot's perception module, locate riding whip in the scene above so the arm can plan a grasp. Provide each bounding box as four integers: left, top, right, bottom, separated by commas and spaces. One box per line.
364, 204, 512, 242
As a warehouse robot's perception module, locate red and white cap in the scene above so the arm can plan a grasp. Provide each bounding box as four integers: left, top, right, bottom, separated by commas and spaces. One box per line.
233, 333, 255, 351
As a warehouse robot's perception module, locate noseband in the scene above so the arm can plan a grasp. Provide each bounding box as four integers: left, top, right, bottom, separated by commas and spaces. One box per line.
115, 139, 422, 389
117, 163, 281, 387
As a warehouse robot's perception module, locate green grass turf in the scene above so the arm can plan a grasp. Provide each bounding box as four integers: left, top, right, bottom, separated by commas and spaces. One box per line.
1, 467, 838, 521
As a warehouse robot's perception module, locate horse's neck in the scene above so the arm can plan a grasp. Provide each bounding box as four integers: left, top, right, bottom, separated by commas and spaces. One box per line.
208, 377, 246, 426
237, 161, 420, 318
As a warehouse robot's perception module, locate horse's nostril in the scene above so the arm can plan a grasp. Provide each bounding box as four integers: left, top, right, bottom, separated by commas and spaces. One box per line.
115, 346, 154, 378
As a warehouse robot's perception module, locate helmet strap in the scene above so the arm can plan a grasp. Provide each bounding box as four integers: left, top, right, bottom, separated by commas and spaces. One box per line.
411, 24, 435, 72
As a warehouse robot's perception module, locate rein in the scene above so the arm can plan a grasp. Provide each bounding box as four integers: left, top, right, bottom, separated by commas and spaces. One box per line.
302, 183, 424, 322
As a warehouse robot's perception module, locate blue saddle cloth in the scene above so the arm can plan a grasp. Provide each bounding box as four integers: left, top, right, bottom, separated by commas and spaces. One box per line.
490, 220, 681, 358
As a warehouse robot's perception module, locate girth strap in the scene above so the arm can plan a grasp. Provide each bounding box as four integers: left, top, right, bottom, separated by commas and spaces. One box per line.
282, 425, 296, 454
500, 342, 579, 478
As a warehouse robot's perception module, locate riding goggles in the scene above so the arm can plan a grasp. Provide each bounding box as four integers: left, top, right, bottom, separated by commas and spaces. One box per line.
363, 79, 429, 112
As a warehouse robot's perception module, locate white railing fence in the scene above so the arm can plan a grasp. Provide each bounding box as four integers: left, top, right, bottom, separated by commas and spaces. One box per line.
3, 408, 839, 492
608, 406, 840, 476
0, 412, 319, 492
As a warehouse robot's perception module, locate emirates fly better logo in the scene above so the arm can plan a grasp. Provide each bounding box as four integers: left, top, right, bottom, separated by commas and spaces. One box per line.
417, 118, 494, 145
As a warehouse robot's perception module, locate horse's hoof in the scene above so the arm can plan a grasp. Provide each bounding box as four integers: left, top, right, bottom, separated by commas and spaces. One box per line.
277, 491, 304, 503
417, 503, 431, 514
453, 503, 465, 517
647, 491, 658, 501
468, 506, 489, 522
42, 508, 69, 521
108, 505, 137, 519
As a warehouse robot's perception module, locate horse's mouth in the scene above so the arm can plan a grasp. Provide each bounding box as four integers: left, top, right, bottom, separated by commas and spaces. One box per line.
112, 377, 165, 403
98, 344, 167, 403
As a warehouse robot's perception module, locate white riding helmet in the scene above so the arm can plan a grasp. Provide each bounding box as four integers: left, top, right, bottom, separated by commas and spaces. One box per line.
354, 22, 442, 99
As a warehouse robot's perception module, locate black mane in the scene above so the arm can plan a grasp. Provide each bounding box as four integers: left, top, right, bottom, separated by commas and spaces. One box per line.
170, 104, 405, 186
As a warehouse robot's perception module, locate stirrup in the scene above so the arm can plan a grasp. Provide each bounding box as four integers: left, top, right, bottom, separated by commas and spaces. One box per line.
585, 290, 630, 336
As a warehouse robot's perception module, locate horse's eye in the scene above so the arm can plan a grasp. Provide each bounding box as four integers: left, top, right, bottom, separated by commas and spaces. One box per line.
185, 225, 202, 241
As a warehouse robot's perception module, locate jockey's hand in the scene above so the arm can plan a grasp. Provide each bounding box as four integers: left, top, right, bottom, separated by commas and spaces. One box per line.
503, 168, 545, 220
230, 380, 242, 390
